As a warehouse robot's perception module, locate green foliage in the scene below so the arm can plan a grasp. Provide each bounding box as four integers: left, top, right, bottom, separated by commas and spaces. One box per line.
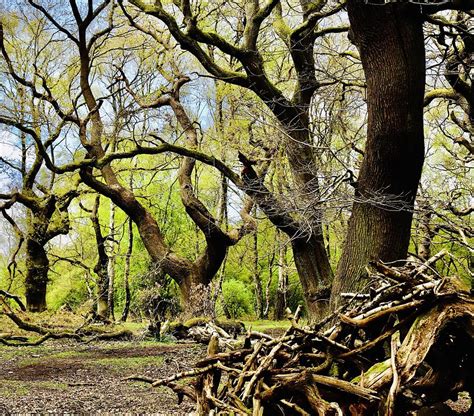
219, 279, 253, 319
46, 269, 89, 311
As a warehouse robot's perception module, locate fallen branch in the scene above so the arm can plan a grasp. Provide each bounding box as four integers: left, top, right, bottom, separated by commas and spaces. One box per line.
125, 260, 473, 415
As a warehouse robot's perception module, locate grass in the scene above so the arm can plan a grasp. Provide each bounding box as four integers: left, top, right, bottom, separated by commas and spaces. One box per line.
0, 380, 30, 397
93, 355, 164, 370
0, 380, 68, 397
15, 347, 165, 370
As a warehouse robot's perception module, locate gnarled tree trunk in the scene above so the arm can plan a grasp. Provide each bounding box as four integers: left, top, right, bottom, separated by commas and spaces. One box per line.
292, 235, 333, 319
331, 3, 426, 306
24, 238, 48, 312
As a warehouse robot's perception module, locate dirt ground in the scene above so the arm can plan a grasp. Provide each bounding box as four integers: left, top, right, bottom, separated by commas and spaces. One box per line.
0, 340, 206, 415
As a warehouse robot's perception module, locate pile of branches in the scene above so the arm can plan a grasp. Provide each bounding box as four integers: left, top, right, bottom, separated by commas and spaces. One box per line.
128, 251, 474, 415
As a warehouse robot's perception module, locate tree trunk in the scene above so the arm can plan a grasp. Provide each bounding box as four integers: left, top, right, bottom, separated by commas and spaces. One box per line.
274, 237, 287, 321
292, 235, 332, 320
252, 218, 263, 319
331, 3, 425, 306
91, 196, 109, 319
417, 199, 434, 261
107, 201, 116, 320
180, 274, 215, 319
263, 243, 276, 319
283, 126, 334, 320
121, 217, 133, 322
24, 238, 48, 312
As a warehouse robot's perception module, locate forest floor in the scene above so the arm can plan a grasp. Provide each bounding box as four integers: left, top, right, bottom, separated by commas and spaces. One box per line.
0, 314, 288, 415
0, 339, 207, 414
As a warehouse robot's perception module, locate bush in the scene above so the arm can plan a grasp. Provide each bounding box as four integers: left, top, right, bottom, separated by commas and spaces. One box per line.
47, 271, 89, 311
220, 279, 253, 319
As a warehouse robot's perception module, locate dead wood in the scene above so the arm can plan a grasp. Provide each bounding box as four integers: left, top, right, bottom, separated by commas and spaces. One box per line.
126, 255, 473, 415
0, 295, 136, 345
0, 289, 26, 311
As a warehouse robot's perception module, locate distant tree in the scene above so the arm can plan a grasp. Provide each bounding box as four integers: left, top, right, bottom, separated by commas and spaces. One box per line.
0, 75, 77, 311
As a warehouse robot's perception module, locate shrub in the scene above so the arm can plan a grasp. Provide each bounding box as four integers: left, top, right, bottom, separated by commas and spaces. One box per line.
220, 279, 253, 319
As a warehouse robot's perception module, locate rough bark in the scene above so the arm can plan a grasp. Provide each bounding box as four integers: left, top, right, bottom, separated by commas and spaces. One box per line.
285, 128, 334, 320
24, 238, 48, 312
21, 194, 74, 312
331, 3, 426, 306
292, 234, 333, 319
180, 275, 215, 319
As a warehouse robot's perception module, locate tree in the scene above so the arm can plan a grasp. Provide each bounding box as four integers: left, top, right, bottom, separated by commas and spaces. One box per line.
126, 0, 474, 316
330, 3, 426, 302
123, 0, 350, 318
1, 0, 472, 321
0, 1, 257, 317
0, 20, 78, 311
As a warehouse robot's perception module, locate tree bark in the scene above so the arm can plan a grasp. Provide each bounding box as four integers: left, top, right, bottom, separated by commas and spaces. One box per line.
107, 201, 116, 320
90, 196, 109, 319
252, 216, 263, 319
278, 113, 334, 321
121, 217, 133, 322
292, 235, 332, 319
180, 273, 215, 319
24, 238, 48, 312
274, 235, 288, 321
331, 3, 426, 306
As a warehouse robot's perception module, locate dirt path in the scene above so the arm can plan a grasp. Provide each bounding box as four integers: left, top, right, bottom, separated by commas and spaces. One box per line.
0, 340, 206, 414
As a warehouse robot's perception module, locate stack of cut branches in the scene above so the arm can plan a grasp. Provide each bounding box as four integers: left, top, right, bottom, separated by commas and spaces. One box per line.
128, 251, 474, 415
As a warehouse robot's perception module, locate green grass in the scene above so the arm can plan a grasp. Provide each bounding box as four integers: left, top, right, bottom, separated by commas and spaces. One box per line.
0, 380, 30, 396
93, 355, 164, 370
15, 345, 165, 371
98, 340, 176, 349
0, 380, 68, 397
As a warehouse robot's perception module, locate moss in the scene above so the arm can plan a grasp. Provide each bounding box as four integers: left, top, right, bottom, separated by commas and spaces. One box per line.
329, 362, 340, 378
183, 317, 211, 328
352, 359, 391, 384
241, 320, 289, 332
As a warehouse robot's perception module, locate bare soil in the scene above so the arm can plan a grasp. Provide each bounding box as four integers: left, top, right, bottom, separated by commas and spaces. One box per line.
0, 340, 206, 415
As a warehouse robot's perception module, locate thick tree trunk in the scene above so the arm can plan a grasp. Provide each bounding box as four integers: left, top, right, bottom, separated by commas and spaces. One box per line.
279, 125, 334, 320
24, 239, 48, 312
331, 4, 425, 306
